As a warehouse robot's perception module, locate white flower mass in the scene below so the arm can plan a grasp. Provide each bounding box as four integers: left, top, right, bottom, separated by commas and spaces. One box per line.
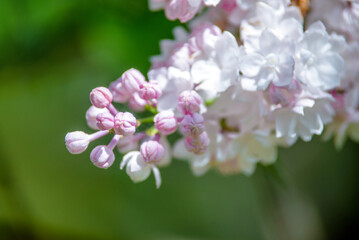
148, 0, 358, 177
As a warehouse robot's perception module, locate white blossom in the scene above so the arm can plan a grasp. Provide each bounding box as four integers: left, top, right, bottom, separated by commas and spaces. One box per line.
240, 29, 295, 91
121, 151, 162, 188
308, 0, 359, 41
241, 1, 303, 52
271, 87, 335, 144
294, 22, 344, 91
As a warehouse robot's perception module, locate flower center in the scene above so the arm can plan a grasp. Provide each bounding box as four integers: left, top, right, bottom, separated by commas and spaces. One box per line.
266, 54, 279, 69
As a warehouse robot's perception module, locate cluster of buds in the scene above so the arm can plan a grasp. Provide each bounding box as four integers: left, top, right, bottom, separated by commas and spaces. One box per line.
178, 90, 209, 154
66, 85, 138, 169
109, 68, 162, 112
66, 69, 192, 188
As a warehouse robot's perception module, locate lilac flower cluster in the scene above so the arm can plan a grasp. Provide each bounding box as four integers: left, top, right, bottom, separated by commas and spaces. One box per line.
66, 0, 359, 187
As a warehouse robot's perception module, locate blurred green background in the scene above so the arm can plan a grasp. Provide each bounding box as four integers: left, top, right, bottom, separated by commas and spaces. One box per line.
0, 0, 358, 239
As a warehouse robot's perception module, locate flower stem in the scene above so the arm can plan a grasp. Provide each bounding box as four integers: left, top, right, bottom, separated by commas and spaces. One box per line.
89, 130, 110, 142
138, 116, 155, 124
107, 104, 119, 116
108, 134, 122, 150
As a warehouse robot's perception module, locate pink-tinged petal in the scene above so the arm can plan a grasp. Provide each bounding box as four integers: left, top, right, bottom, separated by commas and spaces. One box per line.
187, 0, 201, 7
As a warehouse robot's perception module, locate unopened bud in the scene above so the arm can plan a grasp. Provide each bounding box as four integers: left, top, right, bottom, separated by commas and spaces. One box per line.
154, 110, 178, 135
165, 0, 200, 23
184, 131, 210, 155
86, 106, 109, 130
121, 68, 146, 94
90, 87, 113, 108
114, 112, 137, 136
140, 140, 165, 163
65, 131, 90, 154
139, 81, 162, 100
90, 145, 115, 169
109, 79, 131, 103
96, 112, 115, 130
181, 113, 204, 136
178, 90, 202, 114
128, 92, 147, 112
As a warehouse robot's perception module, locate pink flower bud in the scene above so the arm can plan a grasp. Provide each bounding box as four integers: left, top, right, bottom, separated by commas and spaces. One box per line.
181, 113, 204, 136
90, 87, 113, 108
139, 81, 162, 100
90, 145, 115, 169
121, 68, 146, 94
109, 79, 130, 103
114, 112, 137, 135
154, 110, 178, 135
96, 112, 115, 130
184, 132, 210, 155
165, 0, 200, 23
65, 131, 90, 154
140, 141, 165, 163
128, 92, 147, 112
86, 106, 109, 130
178, 90, 202, 114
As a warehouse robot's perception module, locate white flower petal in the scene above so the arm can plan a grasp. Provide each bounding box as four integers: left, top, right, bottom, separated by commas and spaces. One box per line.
121, 151, 139, 170
259, 29, 281, 55
126, 154, 151, 182
203, 0, 221, 6
151, 165, 162, 189
240, 53, 265, 77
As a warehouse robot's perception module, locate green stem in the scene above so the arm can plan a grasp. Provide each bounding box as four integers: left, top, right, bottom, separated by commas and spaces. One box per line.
138, 116, 154, 124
